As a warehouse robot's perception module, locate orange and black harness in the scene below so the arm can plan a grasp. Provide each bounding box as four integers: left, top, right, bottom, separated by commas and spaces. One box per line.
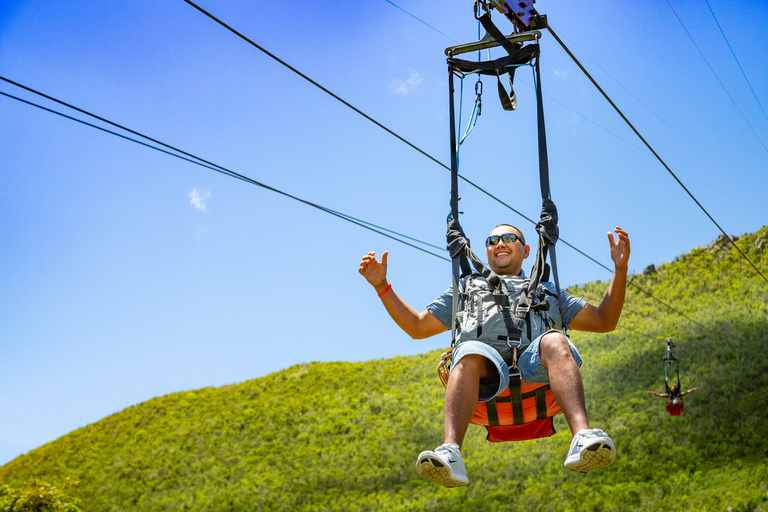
439, 346, 562, 442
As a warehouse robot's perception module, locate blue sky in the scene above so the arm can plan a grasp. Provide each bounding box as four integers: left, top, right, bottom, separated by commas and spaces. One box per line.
2, 0, 767, 465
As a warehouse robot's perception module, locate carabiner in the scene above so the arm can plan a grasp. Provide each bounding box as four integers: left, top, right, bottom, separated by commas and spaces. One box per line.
474, 0, 489, 20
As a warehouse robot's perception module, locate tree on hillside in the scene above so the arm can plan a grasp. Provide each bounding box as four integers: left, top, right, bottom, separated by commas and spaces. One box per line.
0, 479, 82, 512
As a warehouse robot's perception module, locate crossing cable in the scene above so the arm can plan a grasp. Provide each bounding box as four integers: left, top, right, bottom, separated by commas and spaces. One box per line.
181, 2, 723, 330
4, 82, 704, 333
547, 32, 756, 211
547, 25, 768, 287
389, 0, 746, 211
0, 86, 711, 333
624, 279, 702, 329
354, 2, 727, 331
371, 0, 765, 289
665, 0, 768, 153
579, 293, 670, 343
384, 0, 760, 216
0, 86, 449, 262
384, 0, 459, 44
181, 0, 612, 278
703, 0, 768, 123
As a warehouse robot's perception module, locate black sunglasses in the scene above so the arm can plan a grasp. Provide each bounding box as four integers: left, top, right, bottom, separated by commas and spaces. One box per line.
485, 233, 525, 246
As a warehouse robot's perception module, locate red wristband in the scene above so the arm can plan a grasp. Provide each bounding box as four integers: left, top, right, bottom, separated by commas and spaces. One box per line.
377, 284, 392, 298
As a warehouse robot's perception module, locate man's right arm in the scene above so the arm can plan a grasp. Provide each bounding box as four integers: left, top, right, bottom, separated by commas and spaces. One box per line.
359, 251, 448, 339
379, 287, 448, 339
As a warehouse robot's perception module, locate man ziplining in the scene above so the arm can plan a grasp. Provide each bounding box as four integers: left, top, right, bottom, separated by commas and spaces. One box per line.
359, 223, 630, 487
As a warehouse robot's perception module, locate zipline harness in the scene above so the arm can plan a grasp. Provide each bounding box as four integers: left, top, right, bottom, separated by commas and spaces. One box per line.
438, 2, 567, 442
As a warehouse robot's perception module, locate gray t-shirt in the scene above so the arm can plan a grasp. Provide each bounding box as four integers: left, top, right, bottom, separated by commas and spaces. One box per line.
427, 274, 586, 364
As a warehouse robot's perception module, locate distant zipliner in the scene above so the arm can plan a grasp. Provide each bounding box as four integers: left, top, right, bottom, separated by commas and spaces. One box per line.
647, 338, 699, 415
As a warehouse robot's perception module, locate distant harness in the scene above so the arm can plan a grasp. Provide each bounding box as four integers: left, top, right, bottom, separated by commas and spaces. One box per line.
438, 5, 566, 443
663, 338, 684, 416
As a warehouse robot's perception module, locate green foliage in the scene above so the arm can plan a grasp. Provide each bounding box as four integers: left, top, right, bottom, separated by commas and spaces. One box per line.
2, 227, 768, 511
0, 479, 81, 512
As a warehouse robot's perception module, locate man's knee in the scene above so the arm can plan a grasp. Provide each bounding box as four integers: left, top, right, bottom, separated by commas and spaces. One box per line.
454, 353, 497, 383
539, 331, 574, 367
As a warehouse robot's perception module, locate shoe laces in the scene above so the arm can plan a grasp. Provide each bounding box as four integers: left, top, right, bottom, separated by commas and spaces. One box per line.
577, 428, 606, 439
436, 443, 460, 458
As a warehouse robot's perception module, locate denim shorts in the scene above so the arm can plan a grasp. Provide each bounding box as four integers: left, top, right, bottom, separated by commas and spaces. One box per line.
450, 330, 583, 402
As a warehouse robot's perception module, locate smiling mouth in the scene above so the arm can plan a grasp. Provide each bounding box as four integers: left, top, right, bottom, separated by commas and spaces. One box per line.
497, 251, 510, 257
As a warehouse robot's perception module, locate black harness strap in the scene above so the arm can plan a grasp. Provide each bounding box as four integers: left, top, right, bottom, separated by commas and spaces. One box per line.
508, 371, 525, 424
533, 52, 566, 324
485, 398, 500, 426
533, 385, 550, 420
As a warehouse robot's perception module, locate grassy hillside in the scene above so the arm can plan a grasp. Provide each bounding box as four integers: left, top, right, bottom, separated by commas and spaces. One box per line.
2, 227, 768, 511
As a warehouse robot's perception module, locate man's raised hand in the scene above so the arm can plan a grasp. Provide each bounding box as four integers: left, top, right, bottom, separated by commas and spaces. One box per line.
359, 251, 389, 290
607, 227, 630, 271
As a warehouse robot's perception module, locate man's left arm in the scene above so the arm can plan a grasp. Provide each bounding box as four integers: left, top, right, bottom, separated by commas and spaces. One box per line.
569, 227, 630, 333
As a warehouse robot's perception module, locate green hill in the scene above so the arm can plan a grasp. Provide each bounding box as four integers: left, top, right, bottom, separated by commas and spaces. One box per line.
2, 228, 768, 512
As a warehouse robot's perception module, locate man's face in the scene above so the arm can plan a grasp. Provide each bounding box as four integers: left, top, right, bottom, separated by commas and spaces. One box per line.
486, 226, 530, 275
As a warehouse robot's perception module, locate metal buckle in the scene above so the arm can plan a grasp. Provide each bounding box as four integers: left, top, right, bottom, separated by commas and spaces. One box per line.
437, 348, 453, 387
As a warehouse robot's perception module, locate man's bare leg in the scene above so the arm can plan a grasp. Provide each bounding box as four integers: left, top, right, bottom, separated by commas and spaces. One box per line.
416, 353, 496, 487
540, 331, 616, 472
444, 353, 496, 448
539, 331, 589, 434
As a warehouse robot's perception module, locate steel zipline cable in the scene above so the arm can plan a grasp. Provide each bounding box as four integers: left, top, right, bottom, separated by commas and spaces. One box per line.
546, 25, 768, 287
378, 0, 767, 287
1, 78, 714, 332
0, 86, 449, 262
5, 3, 731, 332
178, 2, 726, 329
2, 74, 714, 331
703, 0, 768, 123
180, 0, 611, 275
664, 0, 768, 153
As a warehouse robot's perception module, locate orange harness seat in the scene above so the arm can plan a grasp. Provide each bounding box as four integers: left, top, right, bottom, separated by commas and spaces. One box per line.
666, 403, 684, 416
470, 372, 563, 442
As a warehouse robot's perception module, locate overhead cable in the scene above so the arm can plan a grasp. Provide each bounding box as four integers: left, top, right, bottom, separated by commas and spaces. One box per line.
623, 278, 711, 333
665, 0, 768, 153
3, 80, 698, 330
547, 25, 768, 287
703, 0, 768, 123
549, 31, 755, 208
384, 0, 459, 44
378, 0, 763, 219
181, 0, 613, 279
180, 2, 753, 327
376, 0, 767, 287
0, 87, 449, 262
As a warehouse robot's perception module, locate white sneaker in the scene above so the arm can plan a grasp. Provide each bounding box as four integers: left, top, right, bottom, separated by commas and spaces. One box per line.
416, 443, 468, 487
564, 428, 616, 473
